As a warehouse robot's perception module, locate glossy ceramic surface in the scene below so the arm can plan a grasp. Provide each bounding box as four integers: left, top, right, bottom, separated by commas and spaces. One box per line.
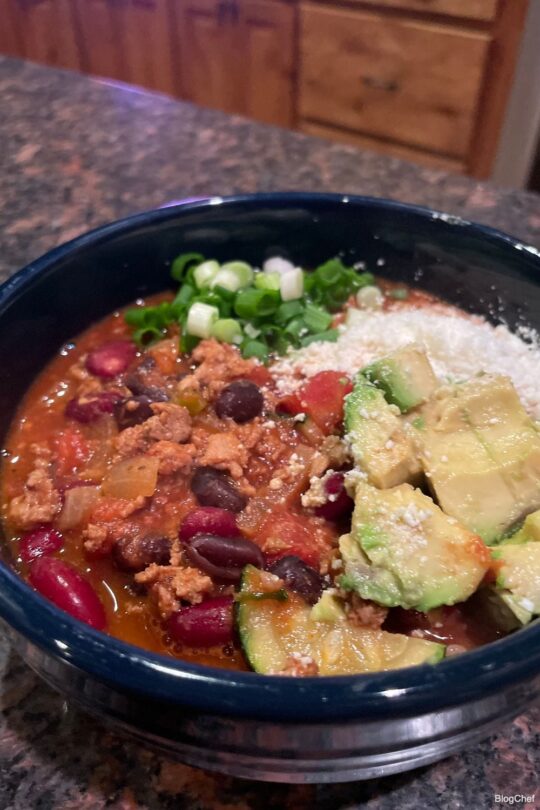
0, 194, 539, 781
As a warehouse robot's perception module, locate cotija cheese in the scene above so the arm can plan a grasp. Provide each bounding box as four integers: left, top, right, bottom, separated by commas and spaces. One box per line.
271, 308, 540, 419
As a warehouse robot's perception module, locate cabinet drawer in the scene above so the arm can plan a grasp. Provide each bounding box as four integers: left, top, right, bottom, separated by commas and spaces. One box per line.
299, 5, 490, 158
341, 0, 499, 22
300, 121, 465, 172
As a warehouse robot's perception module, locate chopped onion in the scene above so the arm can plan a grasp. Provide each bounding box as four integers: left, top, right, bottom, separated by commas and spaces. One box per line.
101, 455, 159, 499
194, 260, 219, 289
186, 302, 219, 338
280, 267, 304, 301
356, 285, 384, 310
58, 486, 101, 530
211, 318, 243, 344
263, 257, 295, 275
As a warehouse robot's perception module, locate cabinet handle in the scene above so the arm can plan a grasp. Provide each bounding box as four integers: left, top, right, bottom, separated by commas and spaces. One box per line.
362, 76, 399, 93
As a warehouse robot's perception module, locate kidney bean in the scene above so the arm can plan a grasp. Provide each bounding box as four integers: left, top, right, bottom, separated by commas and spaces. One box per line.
65, 391, 122, 423
166, 596, 234, 647
215, 380, 264, 423
113, 535, 171, 572
191, 467, 247, 513
19, 526, 63, 564
314, 472, 354, 521
125, 357, 169, 402
179, 507, 238, 542
29, 557, 107, 630
184, 534, 264, 583
268, 555, 323, 605
114, 396, 154, 430
86, 340, 137, 379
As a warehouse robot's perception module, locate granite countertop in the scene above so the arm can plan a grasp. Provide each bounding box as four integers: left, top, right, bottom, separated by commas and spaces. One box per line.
0, 55, 539, 809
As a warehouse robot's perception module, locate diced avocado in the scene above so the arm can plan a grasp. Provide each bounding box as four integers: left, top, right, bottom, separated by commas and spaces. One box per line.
505, 509, 540, 545
491, 542, 540, 624
363, 344, 438, 413
344, 377, 421, 489
416, 375, 540, 544
339, 482, 491, 612
310, 590, 345, 622
236, 565, 445, 675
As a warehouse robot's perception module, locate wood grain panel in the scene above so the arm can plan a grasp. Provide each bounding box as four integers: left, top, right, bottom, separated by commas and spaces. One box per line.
300, 4, 490, 158
340, 0, 498, 23
238, 0, 296, 127
300, 120, 465, 172
0, 0, 25, 57
119, 0, 175, 94
74, 0, 125, 80
18, 0, 82, 70
174, 0, 243, 114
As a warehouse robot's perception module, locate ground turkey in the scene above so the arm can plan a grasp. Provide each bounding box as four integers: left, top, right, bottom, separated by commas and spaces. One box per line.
8, 445, 61, 529
135, 564, 213, 619
114, 402, 192, 459
177, 339, 257, 398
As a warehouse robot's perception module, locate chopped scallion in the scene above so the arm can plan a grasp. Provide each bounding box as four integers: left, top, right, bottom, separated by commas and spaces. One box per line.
254, 271, 281, 291
234, 288, 279, 319
280, 267, 304, 301
186, 302, 219, 338
300, 329, 339, 347
212, 318, 243, 344
194, 260, 219, 289
171, 252, 205, 282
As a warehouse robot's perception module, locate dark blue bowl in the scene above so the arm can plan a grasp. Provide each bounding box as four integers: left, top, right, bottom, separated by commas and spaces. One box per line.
1, 193, 539, 783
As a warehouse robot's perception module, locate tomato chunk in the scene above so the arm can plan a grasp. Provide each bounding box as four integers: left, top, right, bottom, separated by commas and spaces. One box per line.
55, 427, 91, 477
259, 511, 324, 569
280, 371, 352, 434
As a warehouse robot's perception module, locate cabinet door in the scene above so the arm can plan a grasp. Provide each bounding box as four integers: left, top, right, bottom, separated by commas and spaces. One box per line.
237, 0, 295, 127
300, 4, 490, 159
16, 0, 82, 70
74, 0, 126, 81
114, 0, 175, 94
174, 0, 241, 114
0, 0, 25, 57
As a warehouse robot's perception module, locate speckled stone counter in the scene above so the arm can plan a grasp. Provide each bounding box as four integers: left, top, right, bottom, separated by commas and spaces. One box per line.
0, 55, 539, 809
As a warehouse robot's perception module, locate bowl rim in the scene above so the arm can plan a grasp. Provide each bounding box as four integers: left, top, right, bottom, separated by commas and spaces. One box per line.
1, 191, 539, 723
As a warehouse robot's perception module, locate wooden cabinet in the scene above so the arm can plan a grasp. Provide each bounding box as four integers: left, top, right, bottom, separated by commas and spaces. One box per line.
174, 0, 295, 127
0, 0, 24, 57
239, 0, 295, 127
173, 0, 242, 115
0, 0, 529, 179
343, 0, 498, 22
74, 0, 175, 93
8, 0, 81, 70
300, 5, 490, 159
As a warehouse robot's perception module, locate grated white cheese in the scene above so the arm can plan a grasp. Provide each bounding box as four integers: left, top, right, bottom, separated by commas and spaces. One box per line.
272, 308, 540, 418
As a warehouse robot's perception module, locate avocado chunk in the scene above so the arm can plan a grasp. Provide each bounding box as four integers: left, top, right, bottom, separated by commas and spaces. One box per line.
505, 509, 540, 546
344, 377, 421, 489
339, 482, 491, 612
491, 542, 540, 624
416, 375, 540, 544
237, 565, 445, 674
363, 344, 438, 413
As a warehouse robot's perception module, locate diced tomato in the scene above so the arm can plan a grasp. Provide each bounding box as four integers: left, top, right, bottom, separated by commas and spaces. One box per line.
277, 390, 303, 416
297, 371, 353, 434
258, 511, 325, 568
55, 427, 91, 477
245, 364, 273, 388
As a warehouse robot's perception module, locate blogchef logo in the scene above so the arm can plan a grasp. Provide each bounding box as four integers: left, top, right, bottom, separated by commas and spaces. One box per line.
494, 796, 536, 806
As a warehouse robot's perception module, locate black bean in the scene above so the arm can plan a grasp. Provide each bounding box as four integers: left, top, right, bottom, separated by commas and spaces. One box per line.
113, 535, 171, 572
114, 396, 154, 430
191, 466, 247, 513
125, 358, 169, 402
215, 380, 263, 423
184, 533, 264, 583
268, 556, 323, 605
